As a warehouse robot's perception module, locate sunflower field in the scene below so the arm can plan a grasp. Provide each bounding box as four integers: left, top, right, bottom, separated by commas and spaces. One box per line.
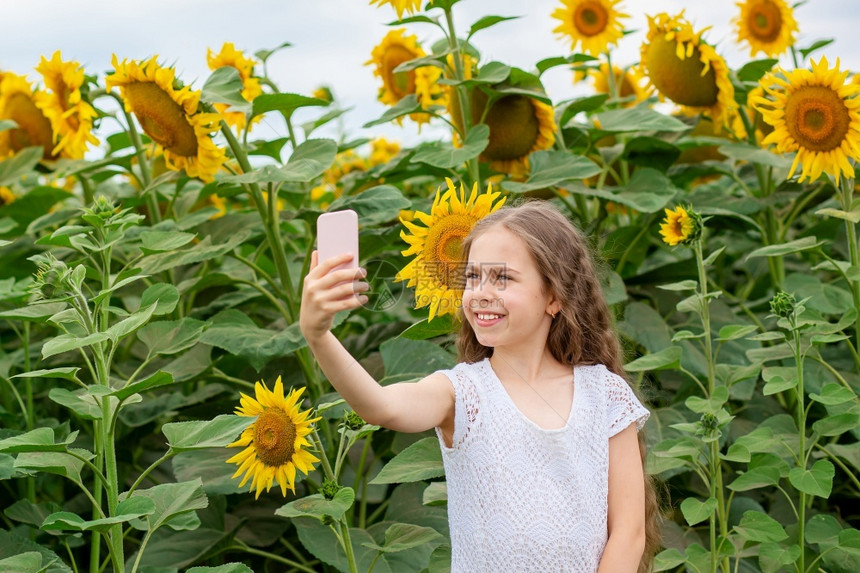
1, 0, 859, 571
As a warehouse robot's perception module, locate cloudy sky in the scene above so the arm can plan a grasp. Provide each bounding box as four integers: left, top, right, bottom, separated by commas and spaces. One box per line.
2, 0, 859, 147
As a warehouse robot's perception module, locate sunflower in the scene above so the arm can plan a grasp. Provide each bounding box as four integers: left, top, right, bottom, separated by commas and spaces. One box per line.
456, 89, 557, 178
640, 12, 737, 128
369, 0, 421, 20
660, 205, 702, 246
730, 85, 773, 143
754, 57, 860, 183
0, 186, 15, 207
207, 43, 263, 132
552, 0, 629, 56
369, 137, 401, 165
366, 29, 445, 126
227, 377, 321, 499
34, 51, 99, 159
395, 178, 506, 320
577, 63, 650, 106
734, 0, 798, 57
0, 73, 56, 160
106, 55, 226, 182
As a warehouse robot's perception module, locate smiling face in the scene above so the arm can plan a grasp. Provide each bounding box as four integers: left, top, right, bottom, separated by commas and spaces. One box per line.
461, 225, 558, 350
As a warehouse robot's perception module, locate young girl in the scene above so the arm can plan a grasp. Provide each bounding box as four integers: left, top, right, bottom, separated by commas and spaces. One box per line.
300, 199, 659, 572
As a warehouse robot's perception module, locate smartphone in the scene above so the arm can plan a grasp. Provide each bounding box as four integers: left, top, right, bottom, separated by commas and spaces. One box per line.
316, 209, 359, 276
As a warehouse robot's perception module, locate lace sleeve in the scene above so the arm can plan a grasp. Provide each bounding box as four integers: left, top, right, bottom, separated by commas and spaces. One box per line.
602, 366, 650, 437
436, 366, 480, 451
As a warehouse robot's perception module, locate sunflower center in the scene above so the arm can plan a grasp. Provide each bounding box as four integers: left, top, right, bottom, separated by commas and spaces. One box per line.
424, 214, 473, 290
4, 92, 55, 158
122, 82, 199, 157
645, 36, 718, 107
574, 2, 609, 37
749, 1, 782, 42
784, 85, 851, 152
253, 408, 297, 467
382, 44, 417, 100
472, 91, 540, 162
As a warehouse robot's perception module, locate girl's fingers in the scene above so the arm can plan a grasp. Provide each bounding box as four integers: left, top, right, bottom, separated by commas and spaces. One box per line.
318, 266, 366, 289
310, 250, 318, 270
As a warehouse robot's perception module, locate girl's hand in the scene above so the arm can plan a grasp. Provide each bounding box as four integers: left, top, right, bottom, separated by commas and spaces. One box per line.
300, 250, 369, 343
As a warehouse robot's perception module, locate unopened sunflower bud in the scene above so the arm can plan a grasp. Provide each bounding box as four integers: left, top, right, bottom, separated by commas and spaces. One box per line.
700, 412, 719, 432
770, 290, 796, 319
320, 478, 342, 501
344, 411, 366, 431
30, 254, 74, 301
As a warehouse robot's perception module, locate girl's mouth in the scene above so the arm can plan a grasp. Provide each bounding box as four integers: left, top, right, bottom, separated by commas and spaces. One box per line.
474, 312, 504, 327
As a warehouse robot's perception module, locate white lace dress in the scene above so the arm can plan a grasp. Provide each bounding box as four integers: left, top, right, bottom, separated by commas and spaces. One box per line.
433, 357, 649, 573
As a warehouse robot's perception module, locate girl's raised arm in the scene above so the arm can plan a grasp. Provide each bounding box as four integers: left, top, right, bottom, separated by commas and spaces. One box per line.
299, 251, 455, 433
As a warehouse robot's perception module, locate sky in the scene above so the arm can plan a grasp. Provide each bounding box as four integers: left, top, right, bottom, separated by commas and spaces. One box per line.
1, 0, 859, 148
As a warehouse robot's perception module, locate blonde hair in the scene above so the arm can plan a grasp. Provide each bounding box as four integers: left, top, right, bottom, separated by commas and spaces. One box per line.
454, 198, 661, 572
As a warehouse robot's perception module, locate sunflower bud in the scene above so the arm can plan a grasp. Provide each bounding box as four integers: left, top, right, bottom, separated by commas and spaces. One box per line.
344, 411, 366, 431
30, 253, 75, 301
770, 290, 796, 319
320, 478, 342, 501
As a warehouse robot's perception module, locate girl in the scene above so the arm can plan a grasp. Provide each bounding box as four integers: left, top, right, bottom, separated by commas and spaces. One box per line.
300, 199, 659, 572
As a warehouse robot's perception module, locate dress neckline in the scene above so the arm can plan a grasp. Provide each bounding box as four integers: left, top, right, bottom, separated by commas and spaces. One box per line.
481, 357, 580, 433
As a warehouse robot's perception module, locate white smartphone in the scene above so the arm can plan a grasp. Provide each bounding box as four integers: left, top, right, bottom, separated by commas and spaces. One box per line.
316, 209, 359, 275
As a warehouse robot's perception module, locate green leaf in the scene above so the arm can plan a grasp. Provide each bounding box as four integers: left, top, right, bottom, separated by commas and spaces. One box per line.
813, 413, 860, 437
254, 41, 292, 64
685, 386, 729, 414
363, 95, 425, 128
162, 415, 253, 452
0, 119, 17, 132
728, 466, 780, 491
370, 437, 444, 484
788, 460, 835, 498
410, 124, 489, 168
444, 61, 511, 87
251, 93, 328, 119
201, 66, 251, 114
422, 481, 447, 506
47, 388, 101, 420
400, 315, 457, 340
762, 366, 798, 395
139, 283, 180, 316
759, 542, 800, 573
717, 325, 758, 341
737, 59, 779, 82
327, 184, 412, 226
746, 236, 826, 260
0, 147, 43, 187
275, 487, 355, 522
621, 136, 681, 173
139, 231, 196, 253
187, 565, 254, 573
379, 337, 457, 382
467, 15, 519, 39
0, 530, 68, 572
806, 513, 842, 545
41, 497, 156, 533
0, 552, 44, 573
653, 548, 686, 571
138, 317, 207, 357
734, 511, 789, 543
815, 206, 860, 223
502, 150, 601, 193
105, 303, 157, 343
0, 428, 77, 453
558, 93, 608, 126
200, 309, 307, 371
799, 38, 834, 59
14, 451, 88, 483
680, 497, 716, 526
0, 302, 66, 321
718, 142, 792, 168
41, 332, 109, 359
562, 168, 679, 213
222, 139, 337, 184
12, 368, 81, 383
809, 384, 857, 406
624, 346, 681, 372
361, 523, 443, 553
128, 479, 208, 532
657, 280, 698, 292
594, 107, 689, 133
111, 370, 174, 402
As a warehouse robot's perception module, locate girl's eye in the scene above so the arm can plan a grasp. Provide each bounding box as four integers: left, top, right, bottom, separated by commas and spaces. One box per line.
465, 272, 479, 279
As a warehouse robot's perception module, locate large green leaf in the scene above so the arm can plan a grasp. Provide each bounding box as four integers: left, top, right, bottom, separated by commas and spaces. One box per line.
362, 523, 443, 553
162, 415, 253, 452
0, 147, 43, 187
734, 511, 789, 543
139, 231, 196, 253
0, 428, 78, 453
41, 497, 156, 533
379, 337, 456, 383
327, 184, 411, 226
370, 437, 444, 484
562, 168, 679, 213
127, 479, 208, 532
138, 317, 207, 357
594, 107, 689, 133
502, 150, 600, 193
788, 460, 835, 498
746, 236, 826, 260
275, 488, 355, 522
624, 346, 681, 372
105, 303, 157, 343
199, 309, 307, 371
680, 497, 716, 526
411, 124, 489, 169
111, 370, 174, 402
251, 93, 328, 119
41, 332, 109, 359
0, 551, 45, 572
201, 66, 251, 114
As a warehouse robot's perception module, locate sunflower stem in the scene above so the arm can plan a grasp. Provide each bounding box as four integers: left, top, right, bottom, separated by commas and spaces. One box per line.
442, 6, 481, 190
108, 91, 158, 224
839, 176, 860, 353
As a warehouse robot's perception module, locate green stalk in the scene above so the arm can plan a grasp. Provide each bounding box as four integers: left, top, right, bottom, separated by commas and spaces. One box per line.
311, 430, 358, 573
696, 241, 728, 573
793, 323, 806, 573
443, 7, 480, 189
22, 322, 35, 504
840, 177, 860, 352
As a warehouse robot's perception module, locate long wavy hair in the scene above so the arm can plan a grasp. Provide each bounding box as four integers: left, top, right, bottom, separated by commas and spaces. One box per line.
454, 198, 661, 572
